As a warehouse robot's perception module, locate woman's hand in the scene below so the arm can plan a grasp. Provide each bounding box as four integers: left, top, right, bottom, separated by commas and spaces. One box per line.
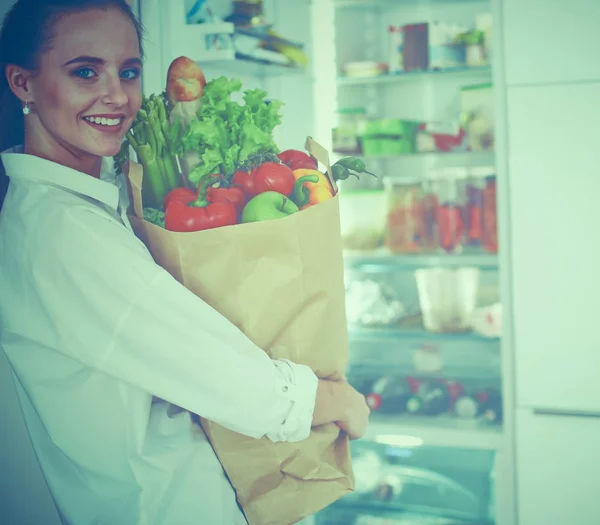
312, 378, 370, 440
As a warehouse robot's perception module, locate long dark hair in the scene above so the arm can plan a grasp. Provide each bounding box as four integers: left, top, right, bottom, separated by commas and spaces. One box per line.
0, 0, 145, 210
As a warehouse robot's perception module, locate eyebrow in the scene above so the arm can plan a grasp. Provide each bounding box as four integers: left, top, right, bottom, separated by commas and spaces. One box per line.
63, 56, 142, 67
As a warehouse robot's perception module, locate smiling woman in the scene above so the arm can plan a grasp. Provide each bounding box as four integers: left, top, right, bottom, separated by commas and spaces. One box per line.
0, 2, 369, 524
0, 0, 144, 207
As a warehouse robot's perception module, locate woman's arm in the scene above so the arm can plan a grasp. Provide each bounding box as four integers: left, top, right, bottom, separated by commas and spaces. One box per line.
40, 204, 323, 442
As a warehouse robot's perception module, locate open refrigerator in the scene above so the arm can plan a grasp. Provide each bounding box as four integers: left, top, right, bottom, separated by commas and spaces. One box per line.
136, 1, 512, 524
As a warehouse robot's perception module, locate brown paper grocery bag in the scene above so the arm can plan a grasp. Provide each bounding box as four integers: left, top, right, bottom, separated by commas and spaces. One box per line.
124, 140, 353, 525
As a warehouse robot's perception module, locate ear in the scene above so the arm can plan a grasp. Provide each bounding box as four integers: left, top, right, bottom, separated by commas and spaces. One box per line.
5, 64, 33, 104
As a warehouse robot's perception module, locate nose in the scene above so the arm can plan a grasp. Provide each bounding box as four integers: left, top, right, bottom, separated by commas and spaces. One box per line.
102, 73, 128, 108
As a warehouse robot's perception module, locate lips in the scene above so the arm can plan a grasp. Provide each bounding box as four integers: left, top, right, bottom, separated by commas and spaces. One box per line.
82, 114, 128, 134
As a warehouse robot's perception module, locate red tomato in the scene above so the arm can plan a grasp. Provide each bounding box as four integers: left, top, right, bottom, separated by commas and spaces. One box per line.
253, 162, 295, 197
231, 169, 256, 197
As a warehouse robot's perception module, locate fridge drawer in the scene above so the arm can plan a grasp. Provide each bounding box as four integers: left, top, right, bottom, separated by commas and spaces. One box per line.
316, 439, 495, 525
516, 408, 600, 525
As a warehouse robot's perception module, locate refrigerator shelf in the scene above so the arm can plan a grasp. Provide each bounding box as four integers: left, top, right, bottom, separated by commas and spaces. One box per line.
320, 501, 493, 525
335, 0, 489, 10
348, 326, 499, 345
344, 251, 499, 270
337, 65, 492, 87
364, 413, 503, 451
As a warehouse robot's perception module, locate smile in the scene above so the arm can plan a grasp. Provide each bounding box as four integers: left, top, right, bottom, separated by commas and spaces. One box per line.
83, 116, 124, 127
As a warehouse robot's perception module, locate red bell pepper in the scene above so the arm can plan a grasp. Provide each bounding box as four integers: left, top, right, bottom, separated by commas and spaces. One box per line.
165, 175, 238, 232
164, 186, 197, 211
207, 183, 247, 216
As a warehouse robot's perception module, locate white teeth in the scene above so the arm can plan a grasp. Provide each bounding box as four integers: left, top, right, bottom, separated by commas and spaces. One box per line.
84, 116, 122, 126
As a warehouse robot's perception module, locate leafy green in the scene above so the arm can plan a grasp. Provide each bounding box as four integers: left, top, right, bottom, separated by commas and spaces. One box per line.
143, 207, 166, 228
180, 76, 284, 186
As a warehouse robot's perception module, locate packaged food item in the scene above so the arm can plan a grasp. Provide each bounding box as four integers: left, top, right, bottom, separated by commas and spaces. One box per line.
421, 177, 438, 251
385, 178, 426, 253
366, 376, 415, 413
388, 25, 404, 73
431, 168, 467, 254
461, 83, 494, 151
332, 107, 367, 155
415, 267, 480, 333
340, 189, 387, 251
343, 61, 388, 78
482, 174, 498, 253
406, 380, 451, 415
345, 277, 406, 327
465, 167, 491, 248
402, 22, 467, 72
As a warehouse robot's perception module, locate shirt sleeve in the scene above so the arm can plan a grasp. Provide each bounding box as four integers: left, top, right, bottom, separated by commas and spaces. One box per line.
35, 204, 318, 441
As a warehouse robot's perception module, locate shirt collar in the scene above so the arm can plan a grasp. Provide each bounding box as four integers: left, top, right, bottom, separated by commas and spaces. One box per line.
1, 145, 121, 211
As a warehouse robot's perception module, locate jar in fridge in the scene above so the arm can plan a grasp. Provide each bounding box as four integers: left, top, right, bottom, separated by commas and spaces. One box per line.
465, 167, 491, 249
385, 178, 426, 253
430, 168, 468, 254
483, 173, 498, 253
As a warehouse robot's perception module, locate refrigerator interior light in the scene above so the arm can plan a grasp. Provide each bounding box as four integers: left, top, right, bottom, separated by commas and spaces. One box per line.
374, 434, 425, 448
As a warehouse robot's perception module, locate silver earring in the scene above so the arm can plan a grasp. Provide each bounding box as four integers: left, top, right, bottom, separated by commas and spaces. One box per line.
23, 99, 30, 115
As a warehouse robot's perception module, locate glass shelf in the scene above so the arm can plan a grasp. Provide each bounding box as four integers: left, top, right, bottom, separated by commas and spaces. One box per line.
321, 501, 494, 525
200, 53, 305, 77
337, 65, 492, 87
365, 413, 503, 451
344, 251, 499, 270
335, 0, 490, 10
348, 326, 499, 345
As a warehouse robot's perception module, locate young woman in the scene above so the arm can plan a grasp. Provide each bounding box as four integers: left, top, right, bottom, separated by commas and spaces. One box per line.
0, 1, 370, 523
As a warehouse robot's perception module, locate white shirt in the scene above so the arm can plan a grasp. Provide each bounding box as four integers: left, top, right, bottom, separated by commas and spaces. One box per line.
0, 148, 319, 525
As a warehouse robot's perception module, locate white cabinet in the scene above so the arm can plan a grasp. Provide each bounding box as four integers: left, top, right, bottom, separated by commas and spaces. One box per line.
507, 82, 600, 412
503, 0, 600, 85
516, 409, 600, 525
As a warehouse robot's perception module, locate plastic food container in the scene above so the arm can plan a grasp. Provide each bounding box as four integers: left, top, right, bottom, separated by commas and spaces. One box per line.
385, 178, 425, 253
332, 107, 367, 155
415, 267, 480, 333
430, 168, 467, 254
362, 119, 420, 156
340, 189, 387, 251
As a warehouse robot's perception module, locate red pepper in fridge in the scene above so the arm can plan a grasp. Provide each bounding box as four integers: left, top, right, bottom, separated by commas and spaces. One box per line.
165, 175, 238, 232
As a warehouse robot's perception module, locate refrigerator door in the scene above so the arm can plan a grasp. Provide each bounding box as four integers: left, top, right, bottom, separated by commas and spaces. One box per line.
516, 408, 600, 525
507, 81, 600, 412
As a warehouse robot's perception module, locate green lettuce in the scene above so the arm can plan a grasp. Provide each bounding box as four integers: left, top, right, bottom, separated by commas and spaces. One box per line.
181, 76, 284, 186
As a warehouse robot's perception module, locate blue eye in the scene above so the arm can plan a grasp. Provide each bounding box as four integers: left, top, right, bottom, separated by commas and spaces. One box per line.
73, 67, 96, 79
121, 68, 140, 80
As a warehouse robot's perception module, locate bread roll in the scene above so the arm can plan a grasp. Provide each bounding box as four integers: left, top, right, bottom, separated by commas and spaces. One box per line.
166, 56, 206, 105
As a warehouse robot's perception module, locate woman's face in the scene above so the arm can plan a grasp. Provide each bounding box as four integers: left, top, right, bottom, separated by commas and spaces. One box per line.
27, 7, 142, 163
